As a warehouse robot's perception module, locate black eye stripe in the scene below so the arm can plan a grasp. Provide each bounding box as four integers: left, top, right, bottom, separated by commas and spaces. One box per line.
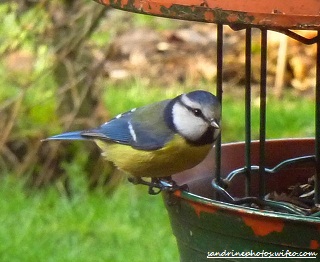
179, 100, 206, 120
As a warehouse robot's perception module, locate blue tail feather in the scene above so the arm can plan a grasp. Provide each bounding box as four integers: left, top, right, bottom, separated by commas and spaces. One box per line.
42, 131, 87, 141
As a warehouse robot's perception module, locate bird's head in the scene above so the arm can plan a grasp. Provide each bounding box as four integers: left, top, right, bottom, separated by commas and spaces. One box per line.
165, 90, 221, 145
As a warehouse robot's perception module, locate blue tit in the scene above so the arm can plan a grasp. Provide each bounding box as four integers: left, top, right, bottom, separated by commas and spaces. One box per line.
44, 90, 221, 192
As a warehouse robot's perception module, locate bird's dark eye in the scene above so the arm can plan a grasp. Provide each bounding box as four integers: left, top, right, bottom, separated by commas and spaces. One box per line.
192, 108, 202, 117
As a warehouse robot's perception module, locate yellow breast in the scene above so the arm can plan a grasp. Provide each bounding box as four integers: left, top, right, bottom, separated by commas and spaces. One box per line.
95, 135, 213, 178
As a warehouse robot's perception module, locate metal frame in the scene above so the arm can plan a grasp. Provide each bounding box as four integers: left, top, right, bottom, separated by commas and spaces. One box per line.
213, 26, 320, 216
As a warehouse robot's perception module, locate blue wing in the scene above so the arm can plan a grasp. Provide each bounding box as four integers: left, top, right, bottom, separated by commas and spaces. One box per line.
45, 101, 174, 151
82, 111, 134, 145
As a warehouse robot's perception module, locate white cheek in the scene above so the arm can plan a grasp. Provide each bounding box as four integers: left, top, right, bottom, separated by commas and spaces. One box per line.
172, 103, 208, 141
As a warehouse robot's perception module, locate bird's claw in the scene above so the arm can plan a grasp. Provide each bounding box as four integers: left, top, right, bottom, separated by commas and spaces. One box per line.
128, 177, 189, 195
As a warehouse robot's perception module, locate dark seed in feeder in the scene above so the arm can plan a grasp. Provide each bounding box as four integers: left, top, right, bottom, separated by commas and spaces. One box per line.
265, 175, 320, 215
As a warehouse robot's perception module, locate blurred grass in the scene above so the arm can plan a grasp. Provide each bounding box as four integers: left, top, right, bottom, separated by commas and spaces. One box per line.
0, 174, 178, 262
222, 91, 315, 142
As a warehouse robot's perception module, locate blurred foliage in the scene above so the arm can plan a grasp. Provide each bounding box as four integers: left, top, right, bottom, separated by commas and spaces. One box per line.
0, 0, 118, 191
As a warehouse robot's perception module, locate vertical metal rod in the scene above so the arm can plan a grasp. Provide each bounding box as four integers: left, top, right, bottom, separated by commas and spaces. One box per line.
259, 29, 267, 199
315, 30, 320, 204
245, 28, 252, 196
215, 24, 223, 191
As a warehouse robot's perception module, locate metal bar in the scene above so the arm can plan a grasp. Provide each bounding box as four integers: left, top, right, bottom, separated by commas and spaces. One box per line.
259, 29, 267, 199
270, 29, 318, 45
211, 180, 307, 216
315, 31, 320, 204
232, 26, 319, 45
215, 24, 223, 193
245, 28, 252, 196
226, 155, 316, 181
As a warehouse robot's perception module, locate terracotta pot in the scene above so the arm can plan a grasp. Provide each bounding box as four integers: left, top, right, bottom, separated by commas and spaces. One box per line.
163, 139, 320, 261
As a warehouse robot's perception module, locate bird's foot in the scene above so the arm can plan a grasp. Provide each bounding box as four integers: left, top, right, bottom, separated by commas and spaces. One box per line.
128, 177, 189, 195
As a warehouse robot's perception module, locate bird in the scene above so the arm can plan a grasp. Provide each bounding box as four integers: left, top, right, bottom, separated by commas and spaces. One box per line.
43, 90, 221, 194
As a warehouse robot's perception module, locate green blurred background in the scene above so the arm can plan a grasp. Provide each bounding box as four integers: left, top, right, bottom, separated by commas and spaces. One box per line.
0, 0, 316, 261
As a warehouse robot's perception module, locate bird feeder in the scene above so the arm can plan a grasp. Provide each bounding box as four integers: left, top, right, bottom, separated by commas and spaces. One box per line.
94, 0, 320, 260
